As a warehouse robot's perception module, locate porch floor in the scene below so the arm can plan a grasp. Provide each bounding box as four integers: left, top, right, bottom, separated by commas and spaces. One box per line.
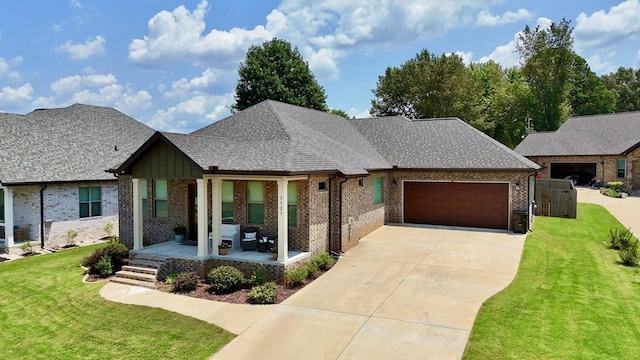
132, 240, 309, 265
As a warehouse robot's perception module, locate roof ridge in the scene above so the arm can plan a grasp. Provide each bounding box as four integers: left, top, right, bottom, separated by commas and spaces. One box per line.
266, 100, 292, 142
454, 118, 538, 168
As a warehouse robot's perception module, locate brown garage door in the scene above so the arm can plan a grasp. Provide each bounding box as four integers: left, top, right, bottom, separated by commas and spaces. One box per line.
403, 182, 509, 229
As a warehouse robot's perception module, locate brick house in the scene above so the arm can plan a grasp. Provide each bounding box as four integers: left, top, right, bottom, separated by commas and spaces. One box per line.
112, 100, 539, 280
0, 104, 154, 253
515, 112, 640, 193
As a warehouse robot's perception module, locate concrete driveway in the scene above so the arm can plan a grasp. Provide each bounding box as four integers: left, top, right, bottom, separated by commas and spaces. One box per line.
577, 188, 640, 236
211, 225, 525, 360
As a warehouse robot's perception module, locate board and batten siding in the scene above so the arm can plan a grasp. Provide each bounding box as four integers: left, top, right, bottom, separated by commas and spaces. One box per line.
132, 141, 203, 179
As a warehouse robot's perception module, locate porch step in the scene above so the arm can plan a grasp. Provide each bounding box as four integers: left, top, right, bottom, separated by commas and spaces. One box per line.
110, 276, 156, 290
128, 259, 165, 269
121, 265, 157, 275
111, 265, 158, 289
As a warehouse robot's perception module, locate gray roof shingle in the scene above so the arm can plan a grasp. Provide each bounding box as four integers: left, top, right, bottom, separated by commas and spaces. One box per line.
0, 104, 155, 185
349, 116, 539, 170
515, 112, 640, 156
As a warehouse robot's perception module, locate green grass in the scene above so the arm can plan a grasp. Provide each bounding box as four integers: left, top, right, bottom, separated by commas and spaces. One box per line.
464, 203, 640, 359
0, 244, 234, 359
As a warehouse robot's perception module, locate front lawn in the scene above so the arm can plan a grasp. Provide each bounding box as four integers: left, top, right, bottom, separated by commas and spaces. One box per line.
0, 244, 234, 359
464, 203, 640, 359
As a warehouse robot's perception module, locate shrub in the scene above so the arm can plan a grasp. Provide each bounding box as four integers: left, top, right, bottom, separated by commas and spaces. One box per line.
306, 261, 319, 278
103, 223, 114, 238
249, 265, 267, 286
311, 252, 333, 270
96, 255, 113, 277
247, 282, 278, 304
606, 181, 624, 192
164, 273, 178, 284
603, 188, 622, 198
609, 227, 633, 250
208, 266, 245, 293
20, 241, 34, 255
82, 239, 129, 274
66, 229, 78, 246
171, 272, 200, 293
619, 238, 639, 267
285, 267, 308, 287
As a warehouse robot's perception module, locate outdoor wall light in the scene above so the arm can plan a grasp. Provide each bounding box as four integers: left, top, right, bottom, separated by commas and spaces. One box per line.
514, 181, 521, 191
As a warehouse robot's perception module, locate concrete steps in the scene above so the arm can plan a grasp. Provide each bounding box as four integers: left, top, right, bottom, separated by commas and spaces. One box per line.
111, 265, 158, 289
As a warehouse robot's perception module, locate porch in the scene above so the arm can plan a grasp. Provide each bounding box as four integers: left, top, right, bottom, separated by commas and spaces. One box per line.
131, 240, 310, 265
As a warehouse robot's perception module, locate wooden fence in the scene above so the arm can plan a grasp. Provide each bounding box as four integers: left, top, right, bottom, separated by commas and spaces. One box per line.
535, 179, 577, 219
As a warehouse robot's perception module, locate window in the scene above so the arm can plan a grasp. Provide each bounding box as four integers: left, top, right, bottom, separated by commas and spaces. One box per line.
318, 181, 327, 192
288, 182, 297, 226
247, 181, 264, 224
154, 180, 168, 218
0, 189, 4, 222
373, 177, 383, 205
617, 159, 626, 178
79, 186, 101, 218
222, 181, 234, 223
358, 178, 364, 187
141, 180, 148, 218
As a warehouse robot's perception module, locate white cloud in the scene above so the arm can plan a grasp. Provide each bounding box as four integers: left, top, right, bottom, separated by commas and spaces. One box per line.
70, 0, 81, 8
475, 9, 534, 27
585, 54, 617, 75
56, 35, 106, 60
128, 1, 270, 68
6, 71, 21, 81
148, 93, 233, 131
129, 0, 502, 79
32, 96, 56, 109
453, 51, 474, 65
479, 17, 552, 68
164, 68, 220, 99
50, 73, 117, 94
575, 0, 640, 51
0, 58, 8, 75
0, 83, 33, 103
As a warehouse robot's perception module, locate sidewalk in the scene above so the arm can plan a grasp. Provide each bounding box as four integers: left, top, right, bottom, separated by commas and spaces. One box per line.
100, 282, 274, 334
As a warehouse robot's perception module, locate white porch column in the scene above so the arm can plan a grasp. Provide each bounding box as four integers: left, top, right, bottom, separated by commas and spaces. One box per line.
277, 178, 288, 262
3, 187, 14, 247
196, 178, 208, 257
132, 178, 143, 251
210, 177, 222, 255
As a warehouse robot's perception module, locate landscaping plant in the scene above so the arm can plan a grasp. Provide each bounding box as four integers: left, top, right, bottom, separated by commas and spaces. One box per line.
311, 251, 333, 270
247, 282, 278, 304
285, 267, 308, 287
95, 255, 113, 277
608, 227, 633, 250
171, 272, 199, 293
82, 238, 129, 275
249, 264, 267, 286
65, 229, 78, 247
208, 265, 245, 293
20, 241, 34, 255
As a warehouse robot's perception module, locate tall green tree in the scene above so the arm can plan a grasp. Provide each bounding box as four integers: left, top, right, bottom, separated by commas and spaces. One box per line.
568, 54, 616, 116
328, 108, 350, 118
601, 67, 640, 112
233, 38, 327, 112
515, 19, 574, 131
470, 62, 532, 148
371, 50, 477, 120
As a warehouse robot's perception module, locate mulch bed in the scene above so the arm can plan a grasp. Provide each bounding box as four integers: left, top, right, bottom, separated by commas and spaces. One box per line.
0, 257, 9, 263
156, 266, 333, 305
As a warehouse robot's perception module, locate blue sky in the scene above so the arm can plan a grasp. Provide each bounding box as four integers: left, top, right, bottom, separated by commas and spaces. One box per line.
1, 0, 639, 132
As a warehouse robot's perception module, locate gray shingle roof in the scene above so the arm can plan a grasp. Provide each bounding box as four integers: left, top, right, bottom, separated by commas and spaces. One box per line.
190, 100, 391, 175
515, 112, 640, 156
0, 104, 155, 185
349, 116, 539, 170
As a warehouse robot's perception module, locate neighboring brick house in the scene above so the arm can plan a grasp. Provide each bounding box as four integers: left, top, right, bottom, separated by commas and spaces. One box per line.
515, 112, 640, 193
112, 100, 538, 279
0, 104, 154, 253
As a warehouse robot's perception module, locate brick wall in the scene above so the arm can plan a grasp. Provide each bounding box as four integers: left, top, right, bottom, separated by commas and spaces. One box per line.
10, 181, 119, 245
385, 170, 532, 230
307, 175, 330, 255
528, 151, 640, 192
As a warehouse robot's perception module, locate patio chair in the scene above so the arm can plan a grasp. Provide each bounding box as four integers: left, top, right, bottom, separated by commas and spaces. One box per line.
240, 226, 259, 251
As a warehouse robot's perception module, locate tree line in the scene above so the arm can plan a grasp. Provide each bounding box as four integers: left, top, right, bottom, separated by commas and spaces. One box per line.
233, 24, 640, 149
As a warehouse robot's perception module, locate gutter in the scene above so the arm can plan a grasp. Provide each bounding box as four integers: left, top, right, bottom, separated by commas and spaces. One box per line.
40, 184, 47, 249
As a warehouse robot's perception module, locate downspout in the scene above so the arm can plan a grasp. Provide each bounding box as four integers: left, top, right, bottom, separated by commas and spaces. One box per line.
337, 176, 348, 254
528, 172, 536, 231
40, 184, 47, 249
327, 174, 337, 254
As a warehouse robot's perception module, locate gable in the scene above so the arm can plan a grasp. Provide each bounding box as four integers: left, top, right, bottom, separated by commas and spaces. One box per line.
132, 140, 203, 179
